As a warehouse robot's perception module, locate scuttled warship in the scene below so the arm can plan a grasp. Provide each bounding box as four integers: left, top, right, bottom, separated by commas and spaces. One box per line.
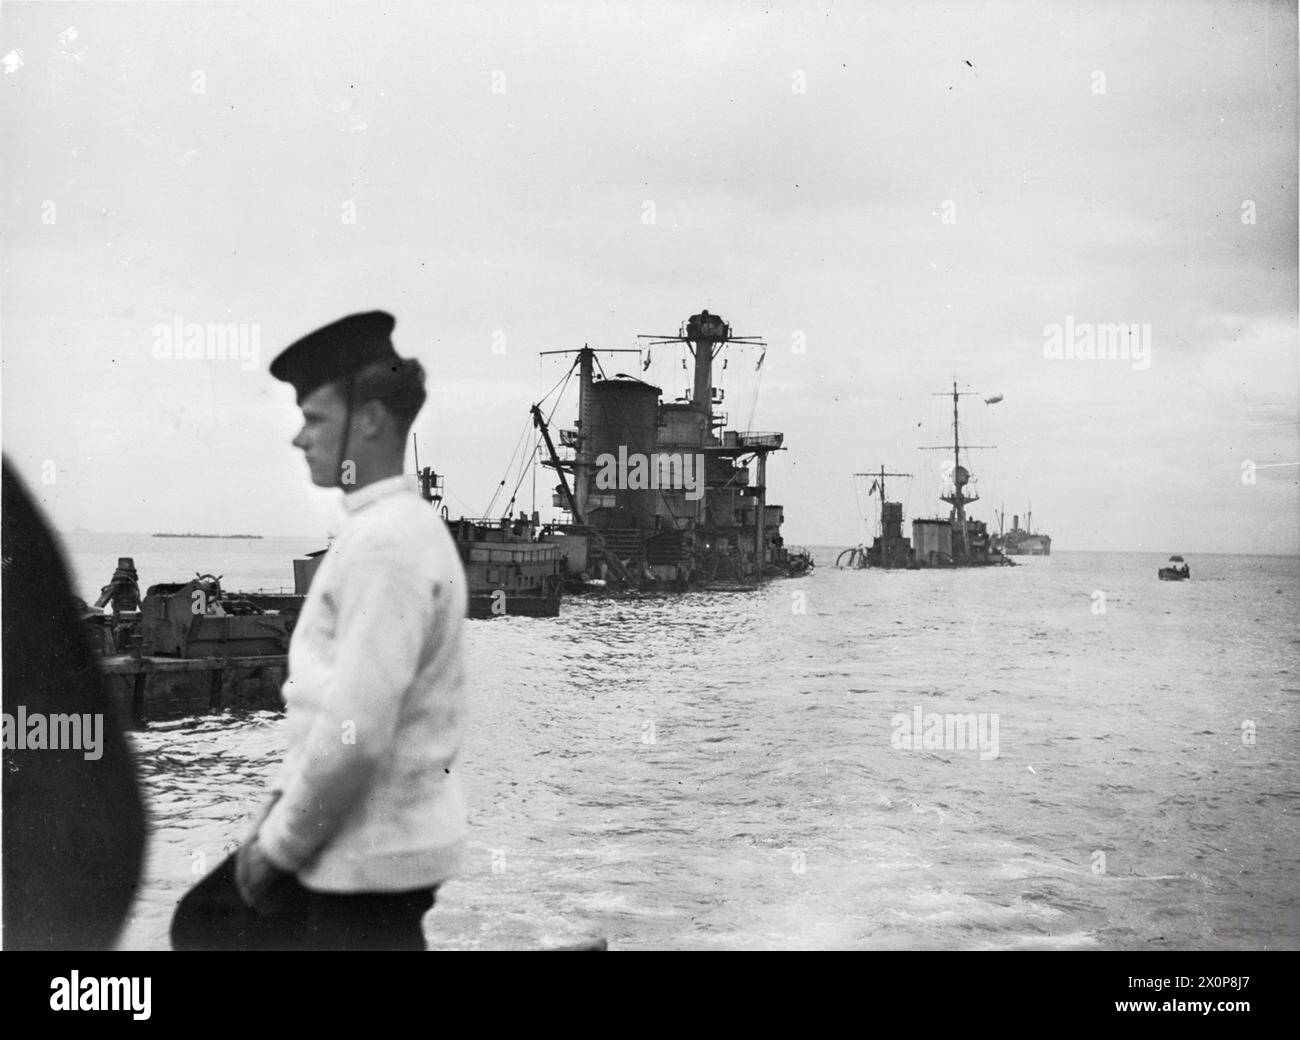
838, 380, 1012, 569
527, 310, 809, 589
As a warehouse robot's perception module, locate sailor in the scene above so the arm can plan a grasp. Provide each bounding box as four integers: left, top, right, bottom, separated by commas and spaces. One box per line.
94, 557, 140, 615
172, 310, 469, 951
94, 557, 141, 655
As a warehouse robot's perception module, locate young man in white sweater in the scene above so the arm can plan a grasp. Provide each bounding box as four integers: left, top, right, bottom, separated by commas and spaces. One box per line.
232, 310, 468, 950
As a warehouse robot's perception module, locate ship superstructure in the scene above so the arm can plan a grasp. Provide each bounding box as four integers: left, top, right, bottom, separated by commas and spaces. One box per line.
912, 380, 1010, 567
533, 310, 796, 587
837, 466, 913, 569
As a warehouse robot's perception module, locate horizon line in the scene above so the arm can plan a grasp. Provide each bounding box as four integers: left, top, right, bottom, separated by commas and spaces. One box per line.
56, 530, 1300, 558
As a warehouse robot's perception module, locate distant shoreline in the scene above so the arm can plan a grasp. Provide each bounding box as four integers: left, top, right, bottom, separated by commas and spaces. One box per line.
150, 533, 264, 540
60, 530, 326, 541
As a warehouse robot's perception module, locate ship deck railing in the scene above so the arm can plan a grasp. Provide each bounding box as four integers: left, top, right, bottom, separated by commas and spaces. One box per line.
733, 431, 784, 449
464, 544, 562, 564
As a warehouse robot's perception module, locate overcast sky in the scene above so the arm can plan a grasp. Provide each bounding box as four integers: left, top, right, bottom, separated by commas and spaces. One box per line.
2, 0, 1296, 552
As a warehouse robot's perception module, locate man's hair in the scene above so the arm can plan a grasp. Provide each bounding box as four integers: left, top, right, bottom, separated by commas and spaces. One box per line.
344, 357, 427, 437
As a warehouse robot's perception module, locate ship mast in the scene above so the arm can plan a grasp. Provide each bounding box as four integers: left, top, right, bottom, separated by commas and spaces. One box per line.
921, 380, 994, 559
637, 312, 771, 581
637, 311, 765, 439
853, 465, 911, 533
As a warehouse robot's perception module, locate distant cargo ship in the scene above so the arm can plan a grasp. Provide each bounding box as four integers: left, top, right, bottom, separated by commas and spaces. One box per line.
992, 510, 1051, 556
151, 532, 263, 539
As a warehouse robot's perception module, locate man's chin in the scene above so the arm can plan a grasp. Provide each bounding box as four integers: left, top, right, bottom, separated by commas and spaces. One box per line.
305, 464, 334, 488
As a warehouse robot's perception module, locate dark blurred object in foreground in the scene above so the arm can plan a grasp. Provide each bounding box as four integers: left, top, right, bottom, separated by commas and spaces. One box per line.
2, 460, 146, 949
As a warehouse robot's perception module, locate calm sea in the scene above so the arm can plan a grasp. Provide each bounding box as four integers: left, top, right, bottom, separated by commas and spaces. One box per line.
59, 534, 1300, 950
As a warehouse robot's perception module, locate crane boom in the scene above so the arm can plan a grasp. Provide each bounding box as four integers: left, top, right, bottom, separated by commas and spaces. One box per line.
531, 403, 582, 524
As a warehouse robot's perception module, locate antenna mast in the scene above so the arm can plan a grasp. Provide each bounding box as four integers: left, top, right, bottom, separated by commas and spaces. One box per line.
853, 465, 912, 527
920, 379, 995, 558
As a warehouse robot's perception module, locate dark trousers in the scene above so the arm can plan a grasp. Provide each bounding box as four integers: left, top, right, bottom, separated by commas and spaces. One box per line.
172, 853, 437, 951
286, 884, 437, 951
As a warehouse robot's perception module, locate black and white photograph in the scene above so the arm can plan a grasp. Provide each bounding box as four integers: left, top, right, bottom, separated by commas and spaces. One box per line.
1, 0, 1296, 992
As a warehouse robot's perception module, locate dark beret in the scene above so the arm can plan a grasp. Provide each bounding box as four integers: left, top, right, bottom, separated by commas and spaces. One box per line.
270, 311, 400, 402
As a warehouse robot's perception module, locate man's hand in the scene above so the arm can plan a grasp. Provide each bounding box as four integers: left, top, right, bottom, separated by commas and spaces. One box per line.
234, 837, 293, 915
243, 794, 281, 843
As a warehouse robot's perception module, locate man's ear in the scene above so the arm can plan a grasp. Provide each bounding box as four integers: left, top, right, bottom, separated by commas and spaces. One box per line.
352, 399, 388, 438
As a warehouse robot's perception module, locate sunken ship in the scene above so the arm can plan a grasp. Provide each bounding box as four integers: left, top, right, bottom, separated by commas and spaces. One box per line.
530, 310, 805, 588
839, 381, 1012, 569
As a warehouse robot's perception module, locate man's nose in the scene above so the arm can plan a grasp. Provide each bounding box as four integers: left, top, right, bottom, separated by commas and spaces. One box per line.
292, 426, 309, 450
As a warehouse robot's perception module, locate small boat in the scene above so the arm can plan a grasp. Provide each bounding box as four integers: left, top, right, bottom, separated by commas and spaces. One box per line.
417, 467, 564, 619
85, 568, 293, 721
449, 514, 565, 619
1158, 555, 1190, 581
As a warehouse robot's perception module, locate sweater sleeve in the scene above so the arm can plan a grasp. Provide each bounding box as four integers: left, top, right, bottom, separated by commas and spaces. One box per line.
257, 529, 436, 872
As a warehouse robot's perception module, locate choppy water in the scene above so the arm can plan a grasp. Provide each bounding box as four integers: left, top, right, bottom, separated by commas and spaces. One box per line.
60, 536, 1300, 949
